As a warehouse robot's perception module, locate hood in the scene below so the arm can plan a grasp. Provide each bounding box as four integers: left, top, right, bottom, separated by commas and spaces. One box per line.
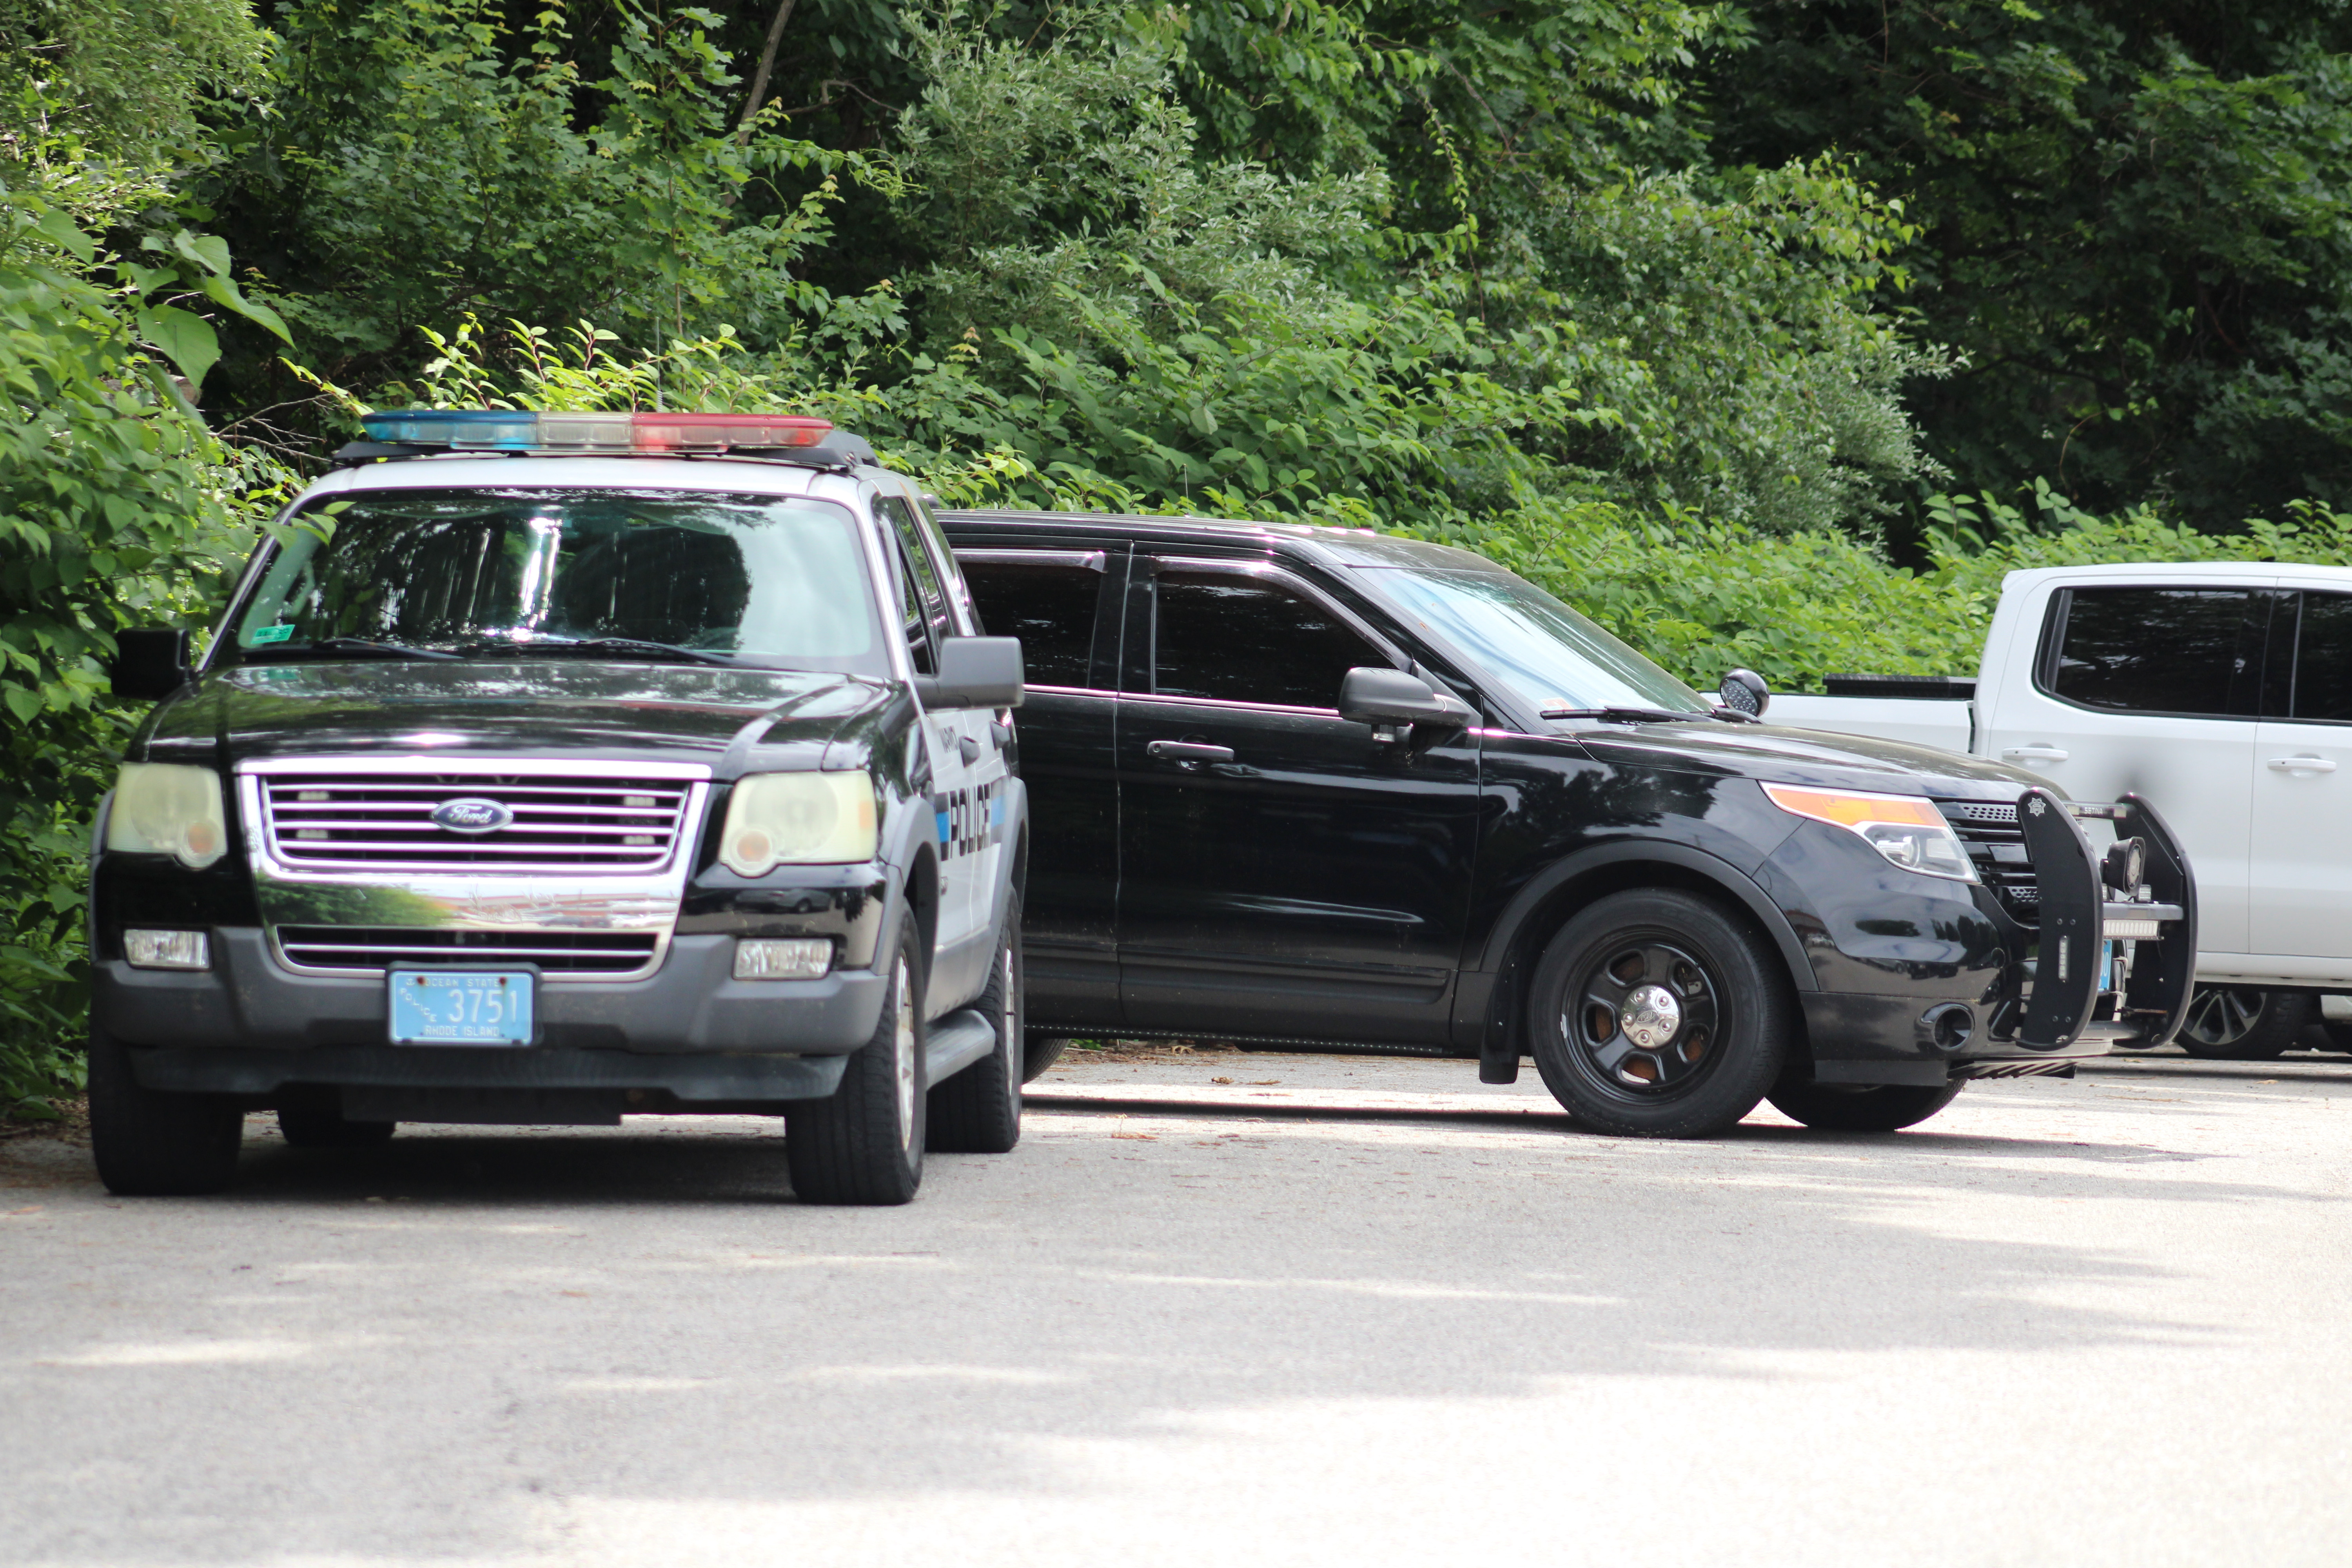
143, 659, 894, 768
1575, 719, 2047, 799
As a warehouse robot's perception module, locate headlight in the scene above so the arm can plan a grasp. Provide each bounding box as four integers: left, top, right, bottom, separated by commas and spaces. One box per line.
1762, 784, 1978, 882
105, 764, 229, 869
719, 771, 878, 876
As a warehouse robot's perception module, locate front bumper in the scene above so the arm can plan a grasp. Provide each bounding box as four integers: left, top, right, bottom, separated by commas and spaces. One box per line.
1793, 786, 2200, 1086
96, 928, 889, 1056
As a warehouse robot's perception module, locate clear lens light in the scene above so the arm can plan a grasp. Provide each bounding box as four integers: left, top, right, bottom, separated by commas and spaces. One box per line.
734, 938, 833, 980
106, 764, 229, 869
125, 929, 211, 970
719, 771, 878, 876
1762, 783, 1978, 882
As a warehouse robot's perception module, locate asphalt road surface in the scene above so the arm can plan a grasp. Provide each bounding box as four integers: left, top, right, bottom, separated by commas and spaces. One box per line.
4, 1045, 2348, 1567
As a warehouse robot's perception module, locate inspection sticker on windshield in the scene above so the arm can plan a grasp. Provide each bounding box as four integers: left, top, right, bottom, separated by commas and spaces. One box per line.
388, 969, 535, 1046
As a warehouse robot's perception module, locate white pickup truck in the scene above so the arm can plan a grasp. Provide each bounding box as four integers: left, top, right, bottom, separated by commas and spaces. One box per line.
1770, 561, 2352, 1059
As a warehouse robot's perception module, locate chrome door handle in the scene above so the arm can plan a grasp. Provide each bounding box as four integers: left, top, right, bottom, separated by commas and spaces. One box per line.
2001, 746, 2071, 762
2268, 755, 2338, 773
1147, 740, 1236, 765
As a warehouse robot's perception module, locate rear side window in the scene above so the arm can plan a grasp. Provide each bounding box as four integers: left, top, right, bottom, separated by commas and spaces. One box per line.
961, 561, 1102, 689
2045, 587, 2267, 718
1151, 572, 1387, 709
2289, 591, 2352, 722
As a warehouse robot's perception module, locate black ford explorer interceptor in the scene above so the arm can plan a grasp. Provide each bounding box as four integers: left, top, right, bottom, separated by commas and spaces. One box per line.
91, 411, 1028, 1204
942, 510, 2202, 1137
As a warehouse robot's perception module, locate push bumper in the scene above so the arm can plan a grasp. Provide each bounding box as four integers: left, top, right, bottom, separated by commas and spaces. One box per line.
1800, 787, 2200, 1087
96, 929, 889, 1056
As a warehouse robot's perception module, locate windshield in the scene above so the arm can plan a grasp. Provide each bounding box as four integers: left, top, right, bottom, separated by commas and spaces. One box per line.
1358, 565, 1712, 718
223, 489, 885, 676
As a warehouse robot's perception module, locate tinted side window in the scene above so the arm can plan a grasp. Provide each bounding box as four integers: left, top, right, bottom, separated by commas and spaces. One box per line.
1152, 572, 1386, 708
2048, 588, 2263, 717
962, 562, 1101, 689
2292, 591, 2352, 722
911, 498, 978, 631
891, 538, 936, 675
877, 497, 955, 650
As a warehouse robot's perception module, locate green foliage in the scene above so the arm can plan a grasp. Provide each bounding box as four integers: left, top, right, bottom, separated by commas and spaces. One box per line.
247, 0, 889, 378
0, 42, 285, 1107
1707, 0, 2352, 526
0, 0, 267, 167
1419, 491, 2352, 697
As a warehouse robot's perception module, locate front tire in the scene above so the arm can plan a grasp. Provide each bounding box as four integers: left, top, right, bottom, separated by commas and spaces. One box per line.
88, 1025, 243, 1196
2179, 987, 2309, 1059
928, 892, 1024, 1154
1528, 890, 1793, 1138
1020, 1034, 1071, 1083
1769, 1079, 1964, 1132
786, 925, 927, 1205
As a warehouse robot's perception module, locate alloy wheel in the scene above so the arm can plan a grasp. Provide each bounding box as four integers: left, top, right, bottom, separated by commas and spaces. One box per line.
2181, 985, 2267, 1051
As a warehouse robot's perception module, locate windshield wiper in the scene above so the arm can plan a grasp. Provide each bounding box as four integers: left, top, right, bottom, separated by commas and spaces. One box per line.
1541, 705, 1720, 725
464, 635, 743, 666
261, 637, 465, 662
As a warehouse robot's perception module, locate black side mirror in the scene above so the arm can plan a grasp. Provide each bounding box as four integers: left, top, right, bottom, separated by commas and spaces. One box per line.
1717, 667, 1770, 717
110, 628, 192, 702
1339, 666, 1473, 730
916, 635, 1024, 710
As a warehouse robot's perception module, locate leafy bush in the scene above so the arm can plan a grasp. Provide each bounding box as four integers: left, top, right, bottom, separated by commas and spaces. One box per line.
1417, 489, 2352, 697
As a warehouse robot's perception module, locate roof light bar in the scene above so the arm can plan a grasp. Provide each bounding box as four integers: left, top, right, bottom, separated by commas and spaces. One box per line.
359, 409, 835, 453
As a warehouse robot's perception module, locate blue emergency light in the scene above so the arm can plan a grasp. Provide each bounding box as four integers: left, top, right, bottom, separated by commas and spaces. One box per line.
359, 409, 835, 453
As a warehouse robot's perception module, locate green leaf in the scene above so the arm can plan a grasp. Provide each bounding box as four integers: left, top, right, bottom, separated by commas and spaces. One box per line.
31, 208, 94, 262
170, 230, 232, 277
135, 305, 221, 390
196, 270, 292, 344
2, 685, 42, 724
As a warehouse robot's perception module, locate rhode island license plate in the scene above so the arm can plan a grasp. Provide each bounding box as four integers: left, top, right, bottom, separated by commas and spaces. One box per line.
388, 969, 535, 1046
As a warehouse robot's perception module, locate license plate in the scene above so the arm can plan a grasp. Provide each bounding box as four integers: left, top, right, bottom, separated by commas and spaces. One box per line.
388, 969, 535, 1046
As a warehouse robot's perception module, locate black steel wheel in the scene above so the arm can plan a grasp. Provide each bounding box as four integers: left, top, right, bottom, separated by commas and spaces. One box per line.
88, 1024, 243, 1196
2178, 986, 2309, 1060
1529, 890, 1793, 1137
786, 923, 927, 1204
928, 891, 1024, 1154
1768, 1079, 1964, 1132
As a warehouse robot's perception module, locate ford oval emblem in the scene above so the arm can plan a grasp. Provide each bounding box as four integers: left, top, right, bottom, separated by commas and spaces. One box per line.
430, 797, 513, 835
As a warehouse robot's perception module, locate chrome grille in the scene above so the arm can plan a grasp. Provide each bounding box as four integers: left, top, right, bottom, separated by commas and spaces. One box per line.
259, 773, 694, 872
275, 926, 661, 977
1936, 799, 2040, 920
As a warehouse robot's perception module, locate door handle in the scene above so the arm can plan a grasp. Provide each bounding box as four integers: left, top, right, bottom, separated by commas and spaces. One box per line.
2001, 746, 2071, 762
1147, 740, 1236, 766
2268, 755, 2338, 774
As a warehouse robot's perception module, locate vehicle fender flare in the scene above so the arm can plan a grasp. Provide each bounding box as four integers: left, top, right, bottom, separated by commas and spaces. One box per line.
1464, 840, 1816, 1084
1474, 839, 1816, 990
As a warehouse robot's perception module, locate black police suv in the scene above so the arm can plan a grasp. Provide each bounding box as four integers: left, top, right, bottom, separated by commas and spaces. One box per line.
91, 413, 1028, 1203
942, 511, 2201, 1136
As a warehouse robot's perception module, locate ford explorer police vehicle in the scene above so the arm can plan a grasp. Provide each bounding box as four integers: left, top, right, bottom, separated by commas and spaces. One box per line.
92, 411, 1027, 1204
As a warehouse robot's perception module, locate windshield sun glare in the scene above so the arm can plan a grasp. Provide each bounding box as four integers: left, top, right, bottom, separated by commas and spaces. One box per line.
227, 489, 886, 676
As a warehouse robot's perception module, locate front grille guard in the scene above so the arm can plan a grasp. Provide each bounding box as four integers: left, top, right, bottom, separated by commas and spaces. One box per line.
2005, 787, 2198, 1052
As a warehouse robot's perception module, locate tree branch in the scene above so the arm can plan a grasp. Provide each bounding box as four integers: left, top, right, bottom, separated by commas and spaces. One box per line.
734, 0, 799, 149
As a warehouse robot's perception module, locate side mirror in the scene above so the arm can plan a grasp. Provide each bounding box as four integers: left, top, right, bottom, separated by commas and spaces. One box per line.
917, 635, 1024, 710
111, 628, 192, 702
1339, 666, 1473, 730
1717, 667, 1769, 718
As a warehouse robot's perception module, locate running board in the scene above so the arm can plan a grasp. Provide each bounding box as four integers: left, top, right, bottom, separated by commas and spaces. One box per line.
924, 1007, 998, 1087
